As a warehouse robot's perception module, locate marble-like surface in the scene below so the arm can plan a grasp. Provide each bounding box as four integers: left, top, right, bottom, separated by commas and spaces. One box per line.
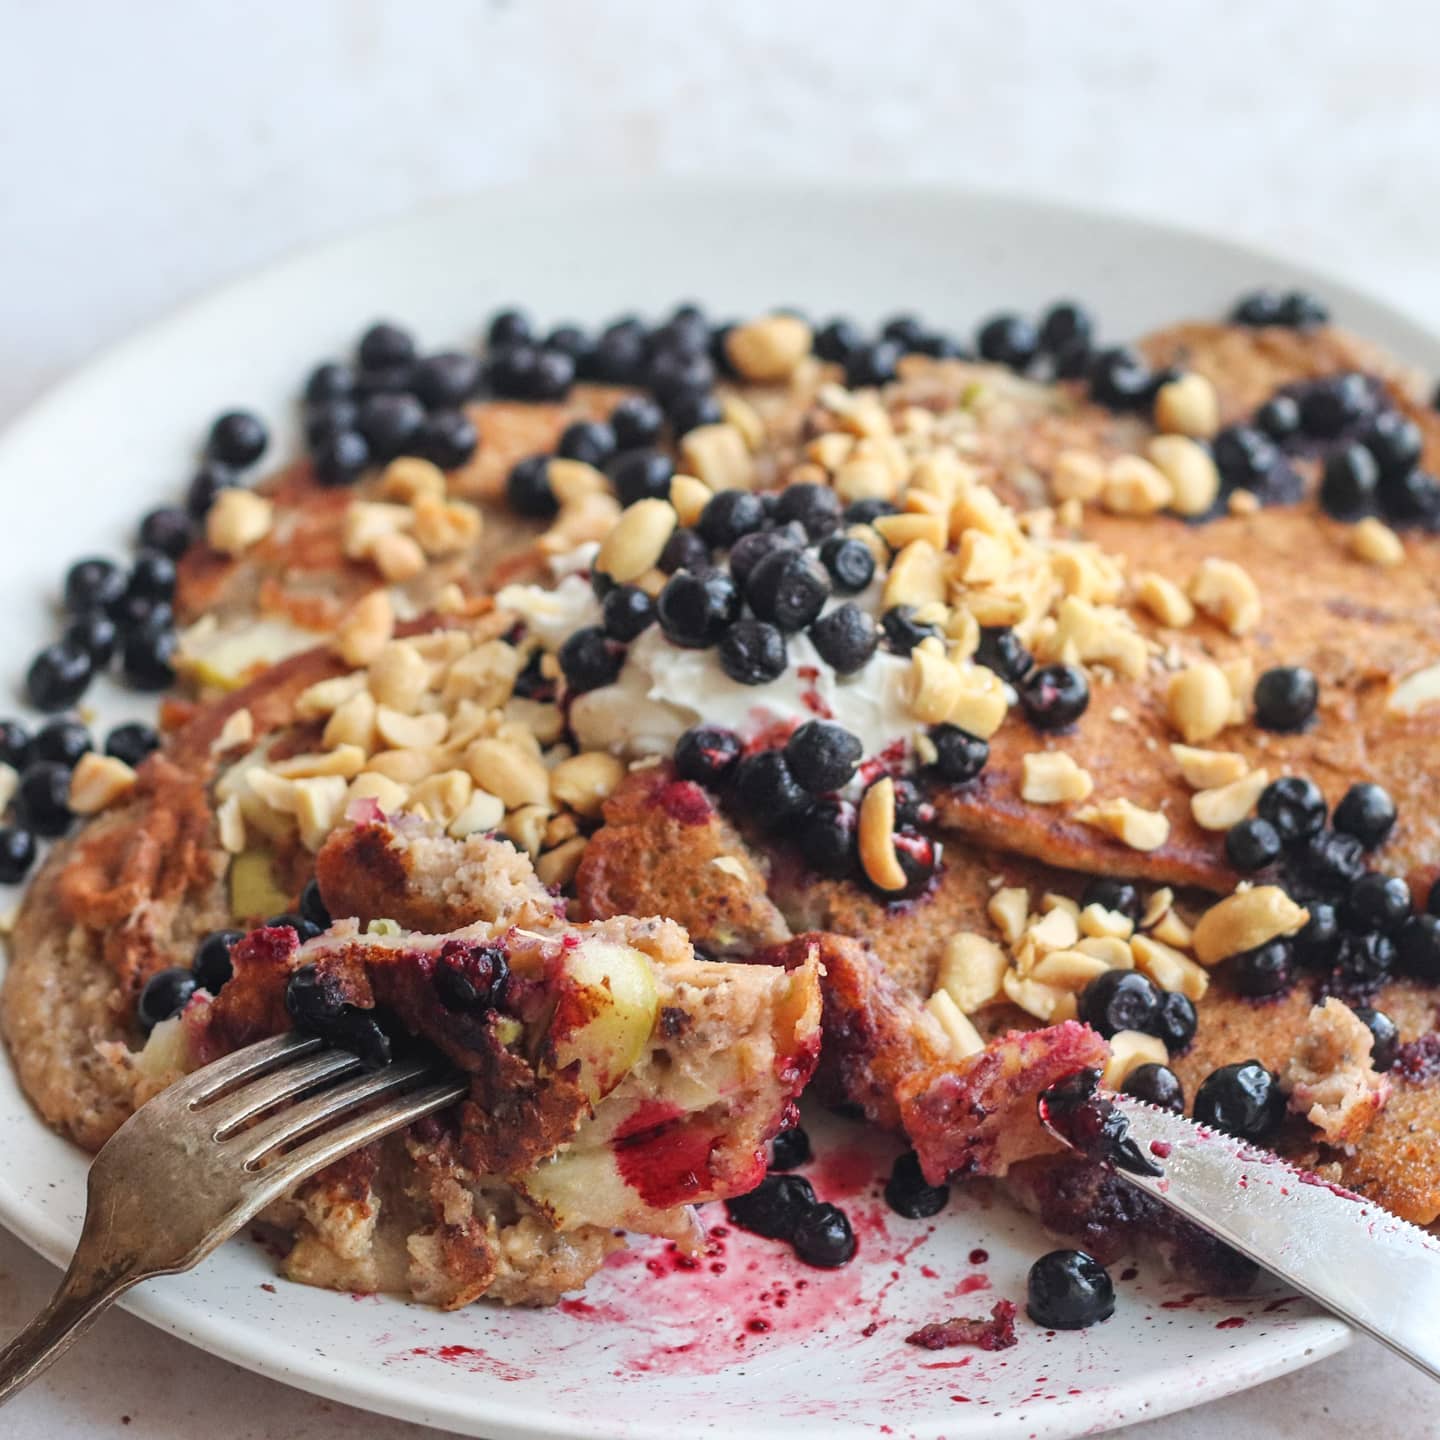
3, 0, 1438, 1434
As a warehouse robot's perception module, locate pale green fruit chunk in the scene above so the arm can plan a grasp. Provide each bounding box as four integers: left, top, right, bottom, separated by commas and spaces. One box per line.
177, 618, 319, 692
228, 848, 291, 923
548, 939, 658, 1107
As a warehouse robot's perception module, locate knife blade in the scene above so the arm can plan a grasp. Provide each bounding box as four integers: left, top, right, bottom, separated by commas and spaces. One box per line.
1042, 1090, 1440, 1383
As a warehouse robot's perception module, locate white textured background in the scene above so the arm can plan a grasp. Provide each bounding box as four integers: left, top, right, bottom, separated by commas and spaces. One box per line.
1, 0, 1437, 1435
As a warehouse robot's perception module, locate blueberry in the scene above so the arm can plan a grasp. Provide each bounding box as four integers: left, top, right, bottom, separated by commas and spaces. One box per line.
884, 1150, 950, 1219
1228, 938, 1294, 997
120, 620, 178, 691
726, 1174, 817, 1240
733, 750, 810, 831
554, 420, 616, 470
1431, 877, 1440, 916
1257, 775, 1327, 845
1405, 916, 1440, 982
1332, 782, 1396, 850
1253, 666, 1317, 732
0, 721, 30, 771
1232, 290, 1286, 326
729, 526, 801, 589
1019, 663, 1090, 732
505, 456, 557, 517
1038, 301, 1093, 356
879, 314, 925, 349
818, 535, 876, 595
31, 719, 92, 769
137, 967, 197, 1035
415, 410, 478, 470
359, 321, 416, 371
64, 557, 127, 615
138, 506, 194, 560
609, 396, 665, 451
1155, 990, 1198, 1052
646, 349, 715, 406
609, 448, 675, 508
673, 725, 742, 787
698, 489, 766, 548
974, 626, 1033, 684
791, 1202, 857, 1268
305, 361, 355, 405
773, 483, 843, 541
487, 344, 541, 398
844, 498, 898, 526
1192, 1061, 1284, 1140
1122, 1063, 1185, 1113
102, 720, 157, 766
1088, 346, 1153, 411
657, 567, 741, 648
433, 941, 509, 1012
914, 331, 967, 359
558, 626, 625, 694
304, 398, 356, 442
588, 320, 649, 385
814, 318, 865, 364
654, 306, 710, 355
797, 799, 858, 878
1226, 817, 1282, 873
325, 1008, 393, 1069
1080, 878, 1142, 924
746, 549, 830, 633
63, 610, 118, 667
1026, 1250, 1115, 1330
207, 410, 268, 468
1361, 411, 1423, 479
770, 1127, 812, 1172
185, 461, 239, 519
1379, 468, 1440, 526
1278, 291, 1330, 328
658, 528, 711, 574
192, 929, 243, 993
284, 963, 344, 1029
785, 720, 862, 795
0, 826, 37, 884
668, 391, 724, 436
1292, 901, 1341, 968
844, 341, 901, 389
312, 430, 371, 487
1256, 394, 1302, 443
1351, 1006, 1399, 1070
127, 550, 177, 606
1301, 374, 1371, 439
1212, 426, 1279, 490
25, 643, 93, 711
976, 313, 1038, 370
809, 603, 879, 674
1343, 873, 1410, 936
1078, 969, 1161, 1039
718, 619, 788, 686
600, 585, 656, 642
1319, 444, 1380, 519
927, 723, 989, 784
412, 351, 481, 409
1295, 828, 1367, 895
1319, 449, 1376, 524
358, 392, 426, 462
16, 762, 72, 837
879, 605, 941, 656
1337, 930, 1396, 986
299, 877, 331, 932
354, 362, 414, 398
485, 309, 532, 349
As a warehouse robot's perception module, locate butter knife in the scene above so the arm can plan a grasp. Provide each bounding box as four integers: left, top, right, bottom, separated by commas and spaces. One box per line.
1040, 1089, 1440, 1382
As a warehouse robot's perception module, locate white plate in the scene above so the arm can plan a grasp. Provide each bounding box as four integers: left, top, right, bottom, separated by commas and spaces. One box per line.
6, 182, 1436, 1439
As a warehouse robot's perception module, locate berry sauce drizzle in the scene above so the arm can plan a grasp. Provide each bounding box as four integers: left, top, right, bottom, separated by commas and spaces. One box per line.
1038, 1069, 1164, 1179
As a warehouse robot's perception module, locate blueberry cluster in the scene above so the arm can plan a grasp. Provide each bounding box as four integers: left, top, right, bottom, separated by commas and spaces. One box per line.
1195, 421, 1306, 514
674, 719, 943, 899
134, 879, 333, 1034
724, 1172, 857, 1268
1230, 289, 1331, 330
1077, 967, 1197, 1053
303, 320, 482, 485
0, 716, 160, 882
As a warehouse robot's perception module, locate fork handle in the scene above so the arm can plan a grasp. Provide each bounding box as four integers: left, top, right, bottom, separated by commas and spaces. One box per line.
0, 1258, 134, 1406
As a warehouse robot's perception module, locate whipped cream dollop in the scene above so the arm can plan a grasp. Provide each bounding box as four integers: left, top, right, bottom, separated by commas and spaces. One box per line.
498, 552, 916, 761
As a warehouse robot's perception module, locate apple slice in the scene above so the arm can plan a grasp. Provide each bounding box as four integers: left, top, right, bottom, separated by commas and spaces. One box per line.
228, 848, 292, 923
546, 938, 659, 1107
176, 616, 321, 692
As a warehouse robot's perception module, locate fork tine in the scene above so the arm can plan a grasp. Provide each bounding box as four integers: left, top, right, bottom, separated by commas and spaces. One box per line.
177, 1032, 323, 1107
251, 1078, 470, 1203
229, 1058, 439, 1168
207, 1049, 366, 1140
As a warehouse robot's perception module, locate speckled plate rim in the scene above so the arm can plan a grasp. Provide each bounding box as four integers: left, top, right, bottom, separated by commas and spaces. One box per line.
6, 178, 1435, 1438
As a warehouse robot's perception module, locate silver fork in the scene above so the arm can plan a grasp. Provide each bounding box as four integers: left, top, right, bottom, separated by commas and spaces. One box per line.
0, 1032, 467, 1405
